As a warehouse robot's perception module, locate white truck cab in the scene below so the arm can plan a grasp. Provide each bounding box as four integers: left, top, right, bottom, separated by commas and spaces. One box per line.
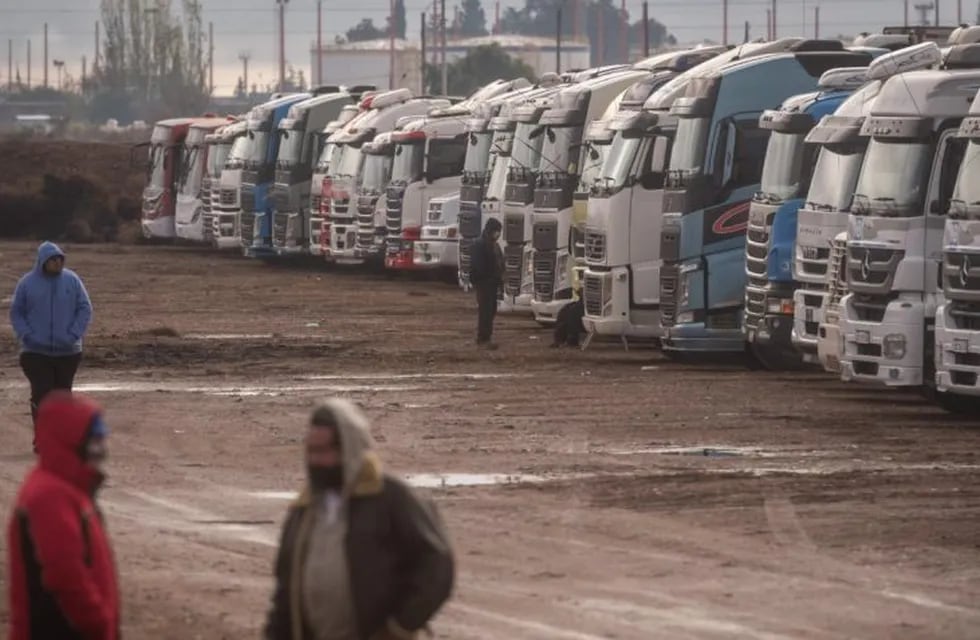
414, 193, 461, 270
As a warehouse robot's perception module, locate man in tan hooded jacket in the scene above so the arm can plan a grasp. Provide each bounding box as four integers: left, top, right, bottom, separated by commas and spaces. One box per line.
264, 398, 454, 640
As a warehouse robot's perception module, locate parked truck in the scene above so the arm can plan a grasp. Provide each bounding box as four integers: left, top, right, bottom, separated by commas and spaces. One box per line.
740, 67, 871, 369
384, 110, 470, 270
414, 193, 461, 271
239, 93, 311, 257
212, 122, 256, 250
269, 91, 357, 255
582, 38, 827, 343
838, 55, 980, 392
353, 130, 398, 263
936, 87, 980, 409
308, 104, 362, 255
656, 42, 873, 357
139, 117, 196, 239
200, 120, 247, 246
174, 117, 237, 243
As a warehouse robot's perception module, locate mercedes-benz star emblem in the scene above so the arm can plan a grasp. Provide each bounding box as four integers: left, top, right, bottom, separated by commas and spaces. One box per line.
860, 251, 871, 281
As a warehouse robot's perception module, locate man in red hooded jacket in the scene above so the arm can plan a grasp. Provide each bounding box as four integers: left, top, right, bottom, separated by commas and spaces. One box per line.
6, 391, 120, 640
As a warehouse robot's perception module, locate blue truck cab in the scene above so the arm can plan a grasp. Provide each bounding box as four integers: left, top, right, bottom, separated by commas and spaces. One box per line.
742, 67, 871, 369
657, 41, 873, 356
239, 93, 311, 257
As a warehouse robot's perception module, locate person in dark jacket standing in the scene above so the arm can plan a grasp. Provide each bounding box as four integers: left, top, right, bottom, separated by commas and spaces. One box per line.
468, 218, 504, 349
6, 391, 119, 640
9, 242, 93, 436
264, 398, 455, 640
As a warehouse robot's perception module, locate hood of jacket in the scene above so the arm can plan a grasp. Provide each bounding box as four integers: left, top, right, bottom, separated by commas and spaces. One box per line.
300, 398, 383, 504
482, 218, 502, 239
35, 391, 103, 494
34, 241, 66, 274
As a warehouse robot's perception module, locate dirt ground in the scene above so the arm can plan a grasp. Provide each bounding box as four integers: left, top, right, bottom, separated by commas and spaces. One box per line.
0, 240, 978, 639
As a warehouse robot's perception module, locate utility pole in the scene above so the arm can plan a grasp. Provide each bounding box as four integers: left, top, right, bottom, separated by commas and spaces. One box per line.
723, 0, 729, 46
53, 59, 63, 90
814, 6, 820, 38
620, 0, 628, 63
766, 9, 771, 39
388, 0, 395, 89
43, 23, 48, 88
440, 0, 447, 96
905, 0, 910, 25
597, 5, 604, 66
556, 5, 562, 73
240, 52, 251, 96
421, 12, 427, 93
802, 0, 806, 37
277, 0, 288, 92
957, 0, 962, 23
495, 1, 501, 34
744, 20, 750, 43
94, 21, 100, 71
935, 0, 940, 25
82, 55, 87, 93
771, 0, 777, 38
208, 21, 214, 96
27, 39, 31, 88
7, 40, 11, 91
317, 1, 323, 85
642, 1, 649, 57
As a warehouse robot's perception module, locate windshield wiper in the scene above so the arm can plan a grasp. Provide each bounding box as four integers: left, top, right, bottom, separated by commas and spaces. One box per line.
850, 193, 871, 215
754, 191, 781, 205
803, 201, 836, 212
871, 196, 901, 217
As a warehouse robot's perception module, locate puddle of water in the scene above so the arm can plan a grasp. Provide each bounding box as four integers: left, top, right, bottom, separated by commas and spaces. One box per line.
301, 373, 522, 381
184, 333, 276, 340
249, 472, 592, 499
606, 446, 774, 458
73, 381, 424, 397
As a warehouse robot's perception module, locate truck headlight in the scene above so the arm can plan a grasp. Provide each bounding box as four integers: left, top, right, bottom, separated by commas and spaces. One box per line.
883, 334, 906, 360
766, 298, 794, 315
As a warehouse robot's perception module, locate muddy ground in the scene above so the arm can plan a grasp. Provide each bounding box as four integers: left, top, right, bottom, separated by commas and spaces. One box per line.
0, 241, 978, 639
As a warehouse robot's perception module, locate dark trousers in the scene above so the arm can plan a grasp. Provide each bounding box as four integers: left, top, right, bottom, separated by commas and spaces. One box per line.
475, 284, 499, 344
19, 352, 83, 425
553, 300, 585, 347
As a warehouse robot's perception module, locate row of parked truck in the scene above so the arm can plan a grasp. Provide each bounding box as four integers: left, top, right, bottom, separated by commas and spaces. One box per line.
136, 24, 980, 413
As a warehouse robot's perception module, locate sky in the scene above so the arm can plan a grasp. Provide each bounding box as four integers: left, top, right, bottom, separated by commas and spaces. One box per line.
0, 0, 970, 96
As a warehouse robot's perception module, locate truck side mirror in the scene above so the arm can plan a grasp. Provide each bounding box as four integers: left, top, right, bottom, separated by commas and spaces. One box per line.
720, 121, 737, 187
650, 135, 669, 172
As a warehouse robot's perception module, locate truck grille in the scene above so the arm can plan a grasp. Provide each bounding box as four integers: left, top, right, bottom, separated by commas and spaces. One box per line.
240, 188, 256, 214
240, 211, 255, 247
660, 264, 679, 327
943, 251, 980, 302
201, 178, 214, 242
356, 194, 381, 252
220, 188, 237, 206
504, 245, 523, 295
825, 235, 849, 315
273, 188, 290, 213
504, 213, 525, 244
533, 250, 556, 302
310, 195, 321, 213
583, 272, 605, 317
798, 245, 831, 278
585, 230, 605, 263
661, 222, 681, 262
850, 294, 892, 323
847, 246, 904, 293
743, 288, 765, 331
273, 212, 288, 247
458, 200, 482, 238
459, 240, 474, 280
310, 215, 322, 248
385, 186, 405, 239
744, 211, 771, 280
950, 302, 980, 330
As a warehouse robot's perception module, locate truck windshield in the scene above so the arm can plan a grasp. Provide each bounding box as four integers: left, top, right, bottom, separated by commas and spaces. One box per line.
511, 122, 544, 171
599, 132, 643, 191
950, 139, 980, 219
334, 145, 363, 179
361, 152, 392, 192
277, 129, 305, 167
226, 135, 251, 169
759, 132, 807, 201
578, 140, 610, 193
179, 146, 205, 195
390, 142, 424, 183
207, 142, 232, 177
804, 142, 865, 212
539, 125, 584, 175
148, 144, 166, 188
669, 117, 709, 174
851, 139, 931, 217
246, 130, 270, 167
464, 131, 493, 174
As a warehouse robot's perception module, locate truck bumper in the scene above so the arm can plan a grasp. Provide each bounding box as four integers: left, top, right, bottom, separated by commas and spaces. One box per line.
141, 217, 175, 239
386, 248, 419, 270
792, 287, 826, 356
839, 296, 924, 387
661, 323, 745, 353
817, 314, 843, 374
936, 303, 980, 395
413, 240, 457, 270
581, 268, 661, 338
745, 313, 794, 350
531, 299, 569, 325
175, 220, 205, 243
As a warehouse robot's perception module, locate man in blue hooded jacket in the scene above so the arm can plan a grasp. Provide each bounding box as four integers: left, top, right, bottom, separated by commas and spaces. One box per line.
9, 242, 93, 440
